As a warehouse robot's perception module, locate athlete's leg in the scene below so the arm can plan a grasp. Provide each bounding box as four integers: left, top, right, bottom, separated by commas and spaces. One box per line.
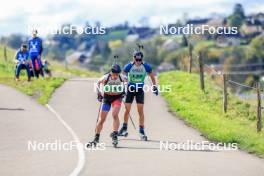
25, 64, 31, 81
15, 63, 22, 79
95, 103, 110, 134
135, 89, 145, 135
30, 56, 36, 77
111, 99, 121, 146
112, 99, 121, 132
119, 89, 134, 135
87, 102, 111, 147
38, 58, 44, 78
123, 103, 132, 124
137, 103, 144, 127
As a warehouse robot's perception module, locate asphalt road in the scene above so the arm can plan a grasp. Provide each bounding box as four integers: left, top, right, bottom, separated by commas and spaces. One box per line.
1, 78, 264, 176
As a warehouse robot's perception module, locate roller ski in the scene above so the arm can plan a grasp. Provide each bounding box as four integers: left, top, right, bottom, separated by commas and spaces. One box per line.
140, 133, 148, 141
118, 127, 128, 137
86, 134, 99, 148
111, 132, 118, 148
139, 126, 148, 141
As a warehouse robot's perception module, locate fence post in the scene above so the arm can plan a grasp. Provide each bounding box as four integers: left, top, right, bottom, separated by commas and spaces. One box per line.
4, 45, 7, 62
188, 42, 193, 73
198, 51, 205, 91
223, 74, 228, 113
256, 81, 262, 132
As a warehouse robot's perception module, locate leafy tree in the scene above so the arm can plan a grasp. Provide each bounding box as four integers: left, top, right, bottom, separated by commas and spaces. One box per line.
228, 3, 245, 28
228, 15, 244, 28
250, 34, 264, 61
233, 3, 245, 19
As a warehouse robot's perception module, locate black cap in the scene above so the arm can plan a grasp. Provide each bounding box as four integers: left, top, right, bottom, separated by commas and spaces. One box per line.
111, 64, 121, 74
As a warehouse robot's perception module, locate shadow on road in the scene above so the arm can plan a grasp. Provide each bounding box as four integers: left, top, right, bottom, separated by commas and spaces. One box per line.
105, 138, 218, 152
105, 145, 216, 152
0, 107, 25, 111
119, 138, 213, 145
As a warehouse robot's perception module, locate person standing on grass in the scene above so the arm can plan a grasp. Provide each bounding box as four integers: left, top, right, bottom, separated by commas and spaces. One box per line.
14, 44, 31, 82
118, 50, 158, 141
28, 29, 44, 78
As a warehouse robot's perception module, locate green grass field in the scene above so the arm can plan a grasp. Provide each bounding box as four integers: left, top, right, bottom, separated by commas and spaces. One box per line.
0, 45, 99, 104
159, 71, 264, 157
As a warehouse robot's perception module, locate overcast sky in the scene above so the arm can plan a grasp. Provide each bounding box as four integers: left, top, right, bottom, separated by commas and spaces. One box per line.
0, 0, 263, 36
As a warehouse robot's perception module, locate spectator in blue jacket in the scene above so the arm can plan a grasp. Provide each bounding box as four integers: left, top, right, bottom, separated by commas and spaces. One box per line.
14, 44, 31, 81
28, 29, 44, 78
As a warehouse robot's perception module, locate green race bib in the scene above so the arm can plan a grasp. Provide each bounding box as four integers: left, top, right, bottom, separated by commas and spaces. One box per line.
128, 64, 147, 83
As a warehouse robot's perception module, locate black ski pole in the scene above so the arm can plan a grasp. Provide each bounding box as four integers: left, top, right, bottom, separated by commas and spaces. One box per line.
136, 43, 144, 51
113, 55, 118, 65
122, 100, 137, 130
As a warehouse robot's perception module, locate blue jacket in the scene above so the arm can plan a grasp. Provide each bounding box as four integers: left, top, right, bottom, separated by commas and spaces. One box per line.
28, 37, 43, 56
16, 50, 29, 63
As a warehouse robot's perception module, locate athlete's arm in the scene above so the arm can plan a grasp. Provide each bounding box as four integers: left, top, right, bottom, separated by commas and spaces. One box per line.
148, 72, 157, 86
96, 75, 107, 95
144, 63, 157, 86
122, 63, 132, 76
96, 79, 104, 95
121, 74, 128, 83
122, 70, 127, 75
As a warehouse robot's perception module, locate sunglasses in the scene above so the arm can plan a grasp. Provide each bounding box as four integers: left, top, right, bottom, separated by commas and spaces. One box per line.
135, 58, 142, 62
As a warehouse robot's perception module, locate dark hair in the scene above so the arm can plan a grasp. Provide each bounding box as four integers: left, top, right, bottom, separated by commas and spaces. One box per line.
21, 44, 27, 48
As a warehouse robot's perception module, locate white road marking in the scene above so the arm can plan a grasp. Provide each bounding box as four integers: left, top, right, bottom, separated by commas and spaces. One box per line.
46, 104, 85, 176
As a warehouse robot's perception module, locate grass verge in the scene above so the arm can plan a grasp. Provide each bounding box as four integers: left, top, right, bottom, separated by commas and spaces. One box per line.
0, 77, 66, 104
0, 44, 99, 104
159, 71, 264, 157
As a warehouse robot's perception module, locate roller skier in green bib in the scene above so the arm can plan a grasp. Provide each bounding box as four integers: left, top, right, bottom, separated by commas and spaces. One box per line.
119, 50, 158, 141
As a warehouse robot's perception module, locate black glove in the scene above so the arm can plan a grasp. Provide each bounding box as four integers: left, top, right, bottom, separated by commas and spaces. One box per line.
152, 85, 159, 96
97, 93, 103, 102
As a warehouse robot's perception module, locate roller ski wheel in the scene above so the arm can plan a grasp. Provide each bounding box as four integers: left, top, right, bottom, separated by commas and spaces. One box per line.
111, 133, 118, 148
86, 140, 99, 148
140, 133, 148, 141
112, 139, 118, 148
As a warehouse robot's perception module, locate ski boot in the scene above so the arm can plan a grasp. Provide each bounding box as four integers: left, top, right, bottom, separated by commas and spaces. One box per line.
86, 135, 99, 148
111, 132, 118, 148
118, 127, 128, 137
139, 132, 148, 141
